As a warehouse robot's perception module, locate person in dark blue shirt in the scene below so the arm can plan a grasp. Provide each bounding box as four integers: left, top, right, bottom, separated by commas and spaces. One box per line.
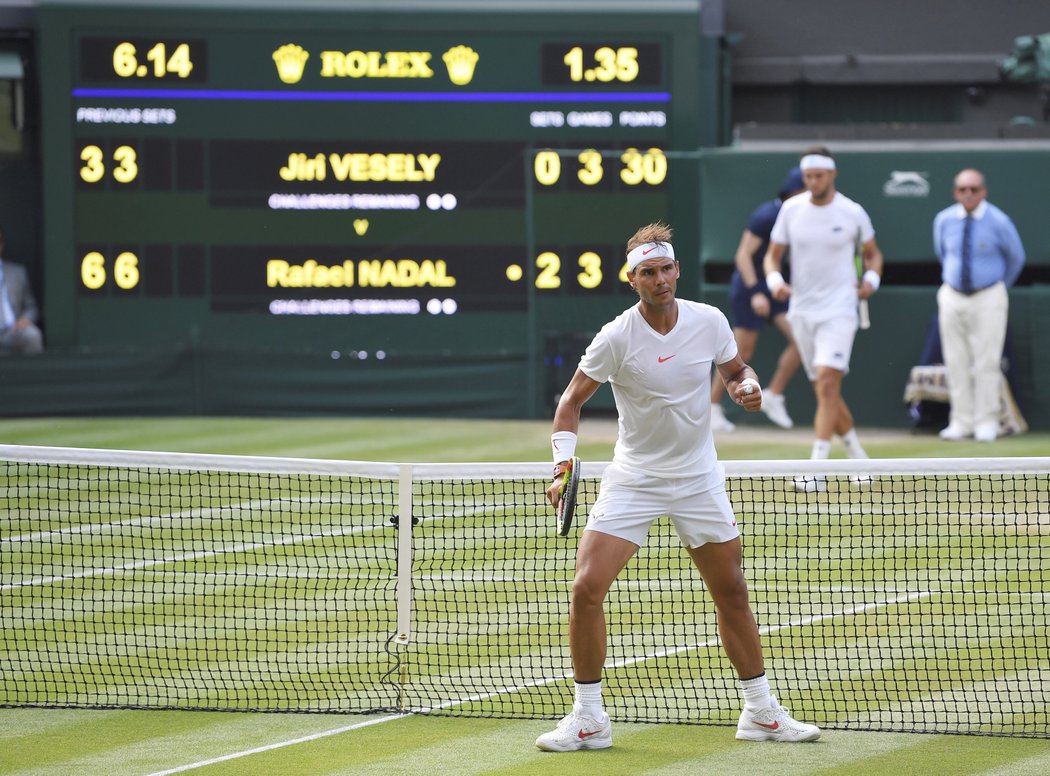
933, 168, 1025, 443
711, 168, 805, 432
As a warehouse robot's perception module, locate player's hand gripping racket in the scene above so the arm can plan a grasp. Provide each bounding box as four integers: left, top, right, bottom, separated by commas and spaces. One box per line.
556, 456, 581, 537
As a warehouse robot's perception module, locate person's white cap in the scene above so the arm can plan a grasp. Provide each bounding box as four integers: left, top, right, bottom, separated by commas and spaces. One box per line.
626, 241, 675, 271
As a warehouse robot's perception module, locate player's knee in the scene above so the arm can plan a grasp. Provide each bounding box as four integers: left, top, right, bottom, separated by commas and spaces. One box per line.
571, 575, 609, 609
710, 575, 750, 612
813, 371, 841, 400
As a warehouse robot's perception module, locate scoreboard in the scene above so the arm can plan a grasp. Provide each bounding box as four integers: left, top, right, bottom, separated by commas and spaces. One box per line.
38, 1, 713, 412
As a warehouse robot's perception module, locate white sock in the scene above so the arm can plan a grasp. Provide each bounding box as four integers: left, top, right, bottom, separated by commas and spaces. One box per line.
811, 439, 832, 460
840, 428, 868, 458
740, 673, 773, 711
574, 680, 605, 719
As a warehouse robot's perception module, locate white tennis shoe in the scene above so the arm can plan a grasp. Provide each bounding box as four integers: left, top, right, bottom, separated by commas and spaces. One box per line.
736, 699, 821, 742
759, 390, 794, 429
939, 424, 970, 441
711, 405, 736, 433
535, 709, 612, 752
974, 423, 998, 442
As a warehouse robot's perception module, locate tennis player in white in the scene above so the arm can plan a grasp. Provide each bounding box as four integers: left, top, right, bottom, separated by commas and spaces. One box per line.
763, 146, 884, 491
537, 223, 820, 752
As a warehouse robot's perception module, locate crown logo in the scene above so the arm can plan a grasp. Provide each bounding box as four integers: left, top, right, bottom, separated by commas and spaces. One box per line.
442, 45, 479, 86
273, 44, 310, 85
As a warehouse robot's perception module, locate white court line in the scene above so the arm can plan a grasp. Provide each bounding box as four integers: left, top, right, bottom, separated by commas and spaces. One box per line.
144, 713, 410, 776
145, 588, 933, 775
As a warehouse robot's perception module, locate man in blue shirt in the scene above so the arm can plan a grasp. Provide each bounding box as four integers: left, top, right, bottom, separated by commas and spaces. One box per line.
710, 168, 805, 433
933, 169, 1025, 442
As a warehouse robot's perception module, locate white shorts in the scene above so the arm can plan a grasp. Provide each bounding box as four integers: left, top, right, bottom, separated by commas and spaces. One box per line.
585, 463, 740, 549
787, 312, 858, 380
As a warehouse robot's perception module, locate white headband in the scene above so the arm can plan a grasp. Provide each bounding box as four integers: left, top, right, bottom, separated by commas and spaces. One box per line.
626, 242, 675, 271
800, 154, 836, 171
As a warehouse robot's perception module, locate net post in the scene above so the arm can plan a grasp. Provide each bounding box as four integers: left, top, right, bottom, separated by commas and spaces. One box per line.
394, 463, 414, 645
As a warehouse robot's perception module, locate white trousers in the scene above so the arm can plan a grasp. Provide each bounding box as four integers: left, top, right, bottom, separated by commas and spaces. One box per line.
936, 282, 1008, 432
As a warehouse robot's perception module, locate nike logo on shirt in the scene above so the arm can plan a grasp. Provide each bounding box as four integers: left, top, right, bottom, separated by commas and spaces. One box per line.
657, 355, 676, 363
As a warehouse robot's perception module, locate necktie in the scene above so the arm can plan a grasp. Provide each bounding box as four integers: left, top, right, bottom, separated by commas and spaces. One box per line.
960, 215, 973, 293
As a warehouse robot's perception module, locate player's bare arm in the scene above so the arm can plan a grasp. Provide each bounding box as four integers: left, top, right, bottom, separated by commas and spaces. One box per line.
547, 368, 601, 507
735, 230, 771, 318
734, 230, 763, 286
717, 355, 762, 412
762, 242, 791, 301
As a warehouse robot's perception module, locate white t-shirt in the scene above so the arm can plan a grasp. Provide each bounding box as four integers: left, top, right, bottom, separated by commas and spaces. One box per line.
578, 299, 736, 482
770, 191, 875, 320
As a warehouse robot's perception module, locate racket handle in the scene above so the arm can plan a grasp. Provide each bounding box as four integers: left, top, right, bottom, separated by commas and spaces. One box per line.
859, 299, 871, 330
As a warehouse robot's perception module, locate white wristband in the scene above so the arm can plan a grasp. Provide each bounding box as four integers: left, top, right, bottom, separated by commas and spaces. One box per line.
765, 271, 786, 293
551, 431, 577, 464
862, 269, 881, 291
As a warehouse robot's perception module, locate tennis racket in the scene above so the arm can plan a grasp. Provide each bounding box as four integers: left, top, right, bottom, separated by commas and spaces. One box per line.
856, 232, 871, 330
556, 456, 581, 537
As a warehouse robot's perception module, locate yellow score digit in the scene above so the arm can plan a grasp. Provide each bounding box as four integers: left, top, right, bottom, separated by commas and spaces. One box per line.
536, 252, 561, 289
616, 47, 639, 82
112, 42, 138, 77
112, 146, 138, 183
577, 150, 603, 185
114, 252, 140, 289
81, 252, 106, 289
563, 47, 584, 81
577, 252, 603, 289
167, 43, 194, 77
534, 151, 561, 186
593, 47, 618, 82
80, 145, 105, 183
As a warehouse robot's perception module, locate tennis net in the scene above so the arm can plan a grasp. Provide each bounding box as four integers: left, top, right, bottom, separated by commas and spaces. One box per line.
1, 445, 1047, 737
